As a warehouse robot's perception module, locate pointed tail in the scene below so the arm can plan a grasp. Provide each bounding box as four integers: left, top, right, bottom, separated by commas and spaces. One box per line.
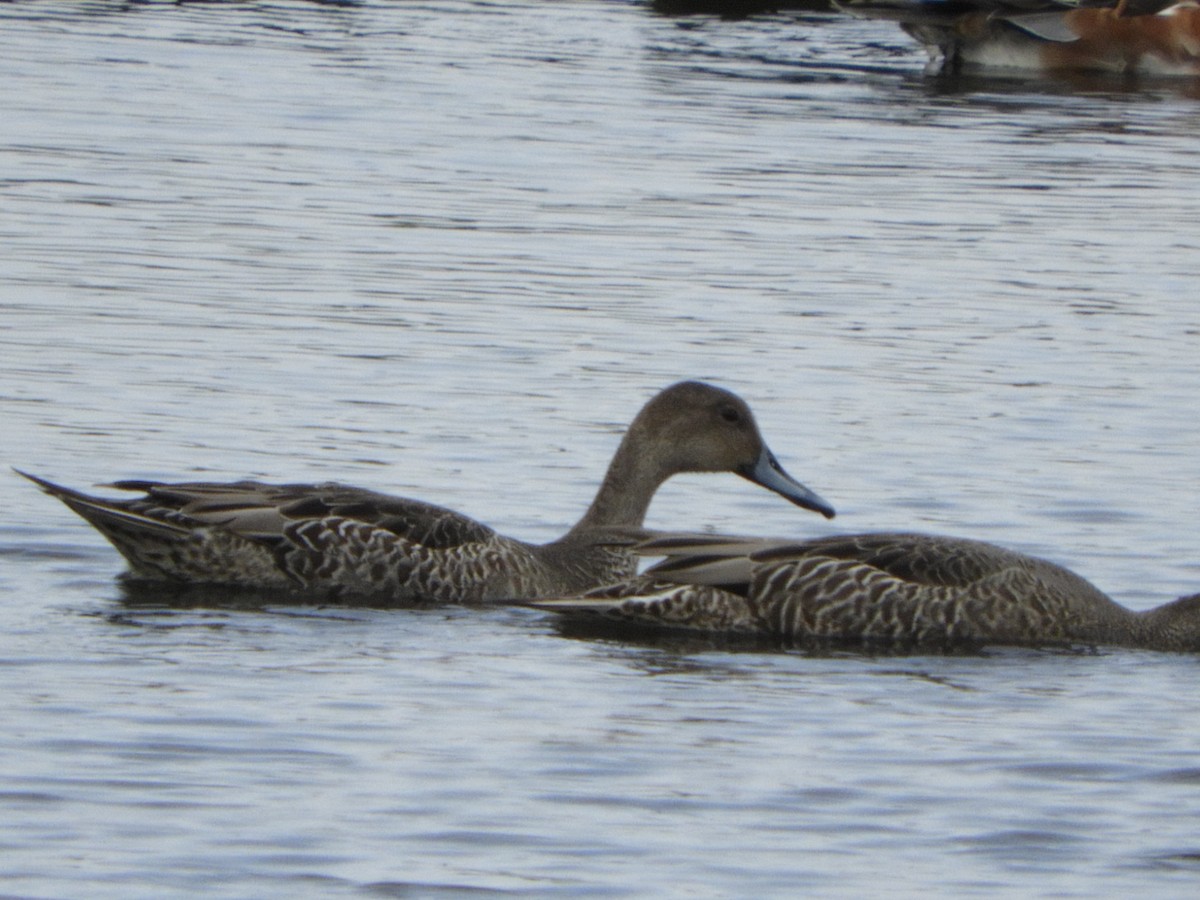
15, 469, 189, 537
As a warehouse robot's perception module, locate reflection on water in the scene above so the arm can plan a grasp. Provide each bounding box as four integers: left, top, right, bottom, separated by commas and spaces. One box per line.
4, 0, 1200, 896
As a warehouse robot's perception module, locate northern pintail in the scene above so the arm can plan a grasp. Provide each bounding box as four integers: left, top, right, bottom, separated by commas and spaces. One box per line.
534, 531, 1200, 651
20, 381, 834, 604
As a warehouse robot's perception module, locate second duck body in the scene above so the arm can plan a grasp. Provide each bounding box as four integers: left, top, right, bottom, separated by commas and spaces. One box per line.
535, 531, 1200, 652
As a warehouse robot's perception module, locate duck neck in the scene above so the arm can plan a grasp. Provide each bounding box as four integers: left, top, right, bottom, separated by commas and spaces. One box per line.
568, 422, 671, 534
1135, 593, 1200, 652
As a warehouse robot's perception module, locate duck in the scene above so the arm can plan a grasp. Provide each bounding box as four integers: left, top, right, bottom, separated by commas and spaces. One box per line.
840, 0, 1200, 77
532, 531, 1200, 651
18, 381, 835, 604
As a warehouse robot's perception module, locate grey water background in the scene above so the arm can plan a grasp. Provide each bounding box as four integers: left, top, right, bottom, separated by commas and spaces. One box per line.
4, 0, 1200, 896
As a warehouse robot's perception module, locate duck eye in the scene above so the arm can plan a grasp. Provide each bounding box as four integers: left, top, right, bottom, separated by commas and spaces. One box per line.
719, 406, 741, 425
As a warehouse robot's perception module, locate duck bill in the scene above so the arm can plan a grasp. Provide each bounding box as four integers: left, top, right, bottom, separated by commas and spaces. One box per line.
741, 448, 835, 519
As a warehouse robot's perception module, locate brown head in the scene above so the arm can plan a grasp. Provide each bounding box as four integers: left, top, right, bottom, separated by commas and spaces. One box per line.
575, 381, 834, 531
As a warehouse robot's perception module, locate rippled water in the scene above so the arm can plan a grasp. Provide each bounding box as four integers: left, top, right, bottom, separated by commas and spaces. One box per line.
4, 1, 1200, 896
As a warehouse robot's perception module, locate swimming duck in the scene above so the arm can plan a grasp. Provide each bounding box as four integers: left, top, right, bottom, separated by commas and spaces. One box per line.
19, 381, 834, 604
533, 531, 1200, 651
842, 0, 1200, 76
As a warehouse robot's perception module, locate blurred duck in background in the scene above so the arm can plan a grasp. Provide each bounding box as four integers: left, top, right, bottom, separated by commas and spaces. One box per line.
841, 0, 1200, 76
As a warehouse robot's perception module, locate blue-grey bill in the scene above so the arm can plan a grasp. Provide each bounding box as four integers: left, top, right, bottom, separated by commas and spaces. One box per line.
744, 449, 835, 519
